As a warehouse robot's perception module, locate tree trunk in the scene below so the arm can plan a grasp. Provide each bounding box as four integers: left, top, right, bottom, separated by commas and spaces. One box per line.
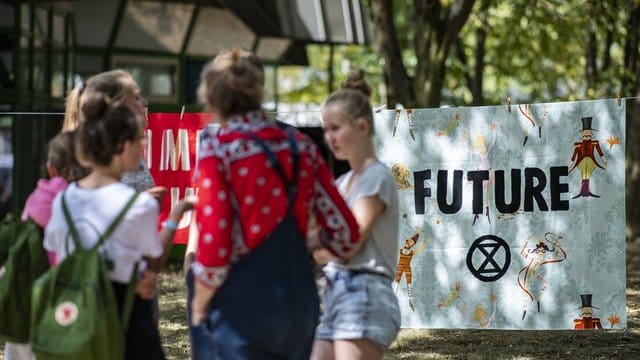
369, 0, 414, 107
585, 2, 598, 90
624, 4, 640, 237
412, 0, 476, 107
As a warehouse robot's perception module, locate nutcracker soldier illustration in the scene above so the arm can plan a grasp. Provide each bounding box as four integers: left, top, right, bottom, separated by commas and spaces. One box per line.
573, 294, 603, 330
568, 117, 608, 198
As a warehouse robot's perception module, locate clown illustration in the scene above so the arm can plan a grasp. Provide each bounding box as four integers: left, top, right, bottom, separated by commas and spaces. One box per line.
568, 116, 608, 198
394, 229, 429, 311
391, 163, 413, 190
517, 232, 567, 320
573, 294, 603, 330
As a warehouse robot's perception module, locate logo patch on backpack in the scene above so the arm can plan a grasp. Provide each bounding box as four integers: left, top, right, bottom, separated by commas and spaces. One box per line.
55, 301, 79, 326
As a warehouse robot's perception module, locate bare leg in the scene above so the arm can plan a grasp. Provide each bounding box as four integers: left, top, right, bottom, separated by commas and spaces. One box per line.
310, 340, 334, 360
334, 339, 383, 360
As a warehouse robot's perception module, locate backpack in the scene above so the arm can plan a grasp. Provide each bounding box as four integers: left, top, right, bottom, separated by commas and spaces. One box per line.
29, 191, 140, 360
0, 213, 49, 343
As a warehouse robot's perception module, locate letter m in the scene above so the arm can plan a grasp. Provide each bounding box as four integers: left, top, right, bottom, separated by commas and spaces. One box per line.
160, 129, 190, 171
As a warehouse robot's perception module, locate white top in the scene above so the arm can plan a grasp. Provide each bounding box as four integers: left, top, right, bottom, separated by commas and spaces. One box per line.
44, 182, 163, 283
326, 160, 400, 279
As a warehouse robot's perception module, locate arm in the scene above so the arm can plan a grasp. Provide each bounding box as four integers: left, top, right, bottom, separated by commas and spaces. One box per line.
146, 197, 197, 272
414, 237, 430, 254
183, 216, 199, 276
309, 149, 360, 260
190, 156, 233, 325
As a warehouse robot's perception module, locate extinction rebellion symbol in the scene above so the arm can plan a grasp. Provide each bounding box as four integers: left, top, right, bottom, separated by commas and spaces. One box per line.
466, 235, 511, 282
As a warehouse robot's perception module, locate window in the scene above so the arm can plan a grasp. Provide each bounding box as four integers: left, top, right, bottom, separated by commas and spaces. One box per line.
113, 56, 178, 103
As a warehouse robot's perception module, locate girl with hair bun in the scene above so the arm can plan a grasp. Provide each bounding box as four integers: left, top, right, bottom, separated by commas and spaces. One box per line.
188, 48, 361, 359
63, 70, 165, 197
44, 97, 195, 359
311, 69, 401, 360
62, 70, 168, 326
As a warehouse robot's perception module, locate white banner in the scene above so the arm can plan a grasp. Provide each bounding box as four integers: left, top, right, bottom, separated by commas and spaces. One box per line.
375, 99, 626, 330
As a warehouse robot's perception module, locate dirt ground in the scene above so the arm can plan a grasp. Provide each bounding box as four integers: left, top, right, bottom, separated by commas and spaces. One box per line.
384, 237, 640, 359
2, 239, 637, 359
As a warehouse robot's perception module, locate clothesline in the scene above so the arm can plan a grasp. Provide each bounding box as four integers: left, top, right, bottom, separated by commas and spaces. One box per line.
1, 96, 639, 117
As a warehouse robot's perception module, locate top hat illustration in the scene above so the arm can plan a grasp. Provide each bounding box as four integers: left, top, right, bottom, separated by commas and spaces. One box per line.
578, 294, 598, 309
579, 117, 598, 132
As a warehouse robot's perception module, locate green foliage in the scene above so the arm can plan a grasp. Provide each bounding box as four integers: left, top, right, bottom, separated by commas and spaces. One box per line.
275, 0, 638, 108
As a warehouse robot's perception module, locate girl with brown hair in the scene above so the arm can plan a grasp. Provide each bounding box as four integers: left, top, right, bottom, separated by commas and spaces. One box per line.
188, 48, 361, 359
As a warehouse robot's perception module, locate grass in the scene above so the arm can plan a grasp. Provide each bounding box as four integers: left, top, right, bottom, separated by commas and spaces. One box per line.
3, 240, 638, 359
156, 238, 640, 359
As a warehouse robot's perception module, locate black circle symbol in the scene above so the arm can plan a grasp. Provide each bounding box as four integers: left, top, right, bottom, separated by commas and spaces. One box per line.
466, 235, 511, 282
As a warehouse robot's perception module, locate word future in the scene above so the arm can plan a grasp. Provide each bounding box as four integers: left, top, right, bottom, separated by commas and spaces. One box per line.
413, 167, 570, 215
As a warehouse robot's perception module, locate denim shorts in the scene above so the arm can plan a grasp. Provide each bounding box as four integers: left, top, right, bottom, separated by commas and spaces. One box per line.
315, 269, 401, 349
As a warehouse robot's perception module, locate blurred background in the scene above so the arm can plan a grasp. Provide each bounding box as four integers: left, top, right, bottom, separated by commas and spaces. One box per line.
1, 0, 639, 236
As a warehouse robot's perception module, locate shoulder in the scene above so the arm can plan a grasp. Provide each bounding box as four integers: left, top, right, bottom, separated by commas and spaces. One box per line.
366, 161, 395, 183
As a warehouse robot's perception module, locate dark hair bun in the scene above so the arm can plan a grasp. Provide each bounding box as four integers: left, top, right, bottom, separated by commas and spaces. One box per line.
341, 69, 372, 99
81, 92, 112, 121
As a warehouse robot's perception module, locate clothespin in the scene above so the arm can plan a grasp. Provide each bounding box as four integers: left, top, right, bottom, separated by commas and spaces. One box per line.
507, 97, 511, 113
374, 104, 387, 113
616, 91, 621, 107
407, 108, 415, 140
392, 108, 401, 137
180, 106, 185, 121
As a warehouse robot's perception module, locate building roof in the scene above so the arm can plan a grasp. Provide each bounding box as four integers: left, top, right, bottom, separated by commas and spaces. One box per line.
51, 0, 372, 65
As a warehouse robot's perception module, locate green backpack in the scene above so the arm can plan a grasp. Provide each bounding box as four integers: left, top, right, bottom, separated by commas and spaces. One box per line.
0, 213, 49, 343
30, 191, 140, 360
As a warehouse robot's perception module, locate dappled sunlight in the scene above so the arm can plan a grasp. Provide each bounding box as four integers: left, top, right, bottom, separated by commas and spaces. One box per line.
375, 101, 626, 330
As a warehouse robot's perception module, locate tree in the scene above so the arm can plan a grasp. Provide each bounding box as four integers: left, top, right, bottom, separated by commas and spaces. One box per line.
369, 0, 476, 108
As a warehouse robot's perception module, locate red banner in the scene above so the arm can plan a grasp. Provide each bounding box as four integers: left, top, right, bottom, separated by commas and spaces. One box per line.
145, 112, 213, 244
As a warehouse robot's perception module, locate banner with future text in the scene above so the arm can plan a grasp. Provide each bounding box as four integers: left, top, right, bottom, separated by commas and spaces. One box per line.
378, 99, 626, 330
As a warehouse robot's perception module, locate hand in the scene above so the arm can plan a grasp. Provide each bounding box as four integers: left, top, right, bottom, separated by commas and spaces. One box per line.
169, 195, 198, 221
312, 248, 333, 266
306, 224, 322, 252
147, 186, 168, 205
136, 269, 158, 300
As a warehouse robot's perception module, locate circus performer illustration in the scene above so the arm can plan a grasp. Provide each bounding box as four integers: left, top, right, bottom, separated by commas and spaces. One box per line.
391, 163, 413, 190
462, 123, 497, 225
573, 294, 603, 330
437, 112, 460, 137
568, 116, 608, 198
436, 282, 498, 328
394, 229, 429, 311
518, 232, 567, 320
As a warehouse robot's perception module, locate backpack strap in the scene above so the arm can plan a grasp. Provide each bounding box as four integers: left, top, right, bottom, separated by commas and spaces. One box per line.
61, 190, 140, 250
121, 261, 138, 330
61, 190, 141, 330
238, 127, 300, 211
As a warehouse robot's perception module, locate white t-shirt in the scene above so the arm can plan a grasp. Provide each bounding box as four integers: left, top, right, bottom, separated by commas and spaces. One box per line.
327, 160, 400, 279
44, 182, 163, 284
